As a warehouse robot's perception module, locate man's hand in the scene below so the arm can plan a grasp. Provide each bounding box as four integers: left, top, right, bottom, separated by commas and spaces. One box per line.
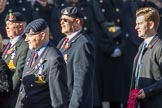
137, 89, 146, 99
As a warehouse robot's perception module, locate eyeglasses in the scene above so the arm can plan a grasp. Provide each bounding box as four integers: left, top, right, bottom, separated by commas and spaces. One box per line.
60, 18, 75, 22
25, 32, 40, 37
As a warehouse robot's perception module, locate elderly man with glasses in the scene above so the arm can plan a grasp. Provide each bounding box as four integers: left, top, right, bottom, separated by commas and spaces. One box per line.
57, 7, 95, 108
2, 12, 29, 108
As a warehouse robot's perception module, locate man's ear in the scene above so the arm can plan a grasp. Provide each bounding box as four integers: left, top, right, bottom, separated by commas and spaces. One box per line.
149, 21, 154, 29
40, 32, 46, 40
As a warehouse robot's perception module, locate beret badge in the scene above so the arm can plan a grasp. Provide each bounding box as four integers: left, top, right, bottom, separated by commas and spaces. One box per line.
8, 13, 16, 22
63, 9, 69, 15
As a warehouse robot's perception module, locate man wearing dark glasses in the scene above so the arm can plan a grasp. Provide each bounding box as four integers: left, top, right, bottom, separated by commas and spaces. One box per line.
57, 6, 95, 108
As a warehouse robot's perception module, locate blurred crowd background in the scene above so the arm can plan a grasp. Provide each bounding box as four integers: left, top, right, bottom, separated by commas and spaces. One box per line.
1, 0, 162, 108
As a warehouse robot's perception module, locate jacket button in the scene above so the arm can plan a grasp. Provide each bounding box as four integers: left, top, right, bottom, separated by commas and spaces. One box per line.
30, 84, 34, 87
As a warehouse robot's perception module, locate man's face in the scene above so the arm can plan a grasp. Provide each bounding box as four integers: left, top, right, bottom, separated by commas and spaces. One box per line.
135, 15, 151, 39
25, 30, 41, 50
5, 21, 24, 39
0, 0, 6, 13
60, 15, 76, 35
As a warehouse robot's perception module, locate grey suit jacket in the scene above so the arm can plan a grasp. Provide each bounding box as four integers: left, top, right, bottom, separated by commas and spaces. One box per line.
2, 36, 29, 91
131, 35, 162, 108
57, 32, 95, 108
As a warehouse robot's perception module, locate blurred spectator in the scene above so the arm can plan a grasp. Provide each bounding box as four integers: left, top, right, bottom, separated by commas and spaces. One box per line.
32, 0, 54, 31
0, 33, 13, 108
13, 0, 33, 23
92, 0, 125, 107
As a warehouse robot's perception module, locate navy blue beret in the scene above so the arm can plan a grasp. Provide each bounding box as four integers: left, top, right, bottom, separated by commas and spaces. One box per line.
24, 18, 48, 33
61, 7, 83, 18
5, 12, 26, 22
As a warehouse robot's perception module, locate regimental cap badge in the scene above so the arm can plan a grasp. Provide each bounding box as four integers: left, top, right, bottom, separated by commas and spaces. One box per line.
7, 12, 16, 22
5, 12, 26, 22
63, 9, 69, 15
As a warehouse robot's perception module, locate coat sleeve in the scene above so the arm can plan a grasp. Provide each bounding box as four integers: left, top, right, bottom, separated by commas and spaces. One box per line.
48, 56, 68, 108
143, 45, 162, 97
12, 42, 28, 90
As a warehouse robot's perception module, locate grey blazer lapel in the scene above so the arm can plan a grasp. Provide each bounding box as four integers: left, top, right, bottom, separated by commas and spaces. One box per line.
61, 33, 82, 53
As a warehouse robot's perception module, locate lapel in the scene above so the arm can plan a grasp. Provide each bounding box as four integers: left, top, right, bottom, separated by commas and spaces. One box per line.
134, 35, 159, 68
147, 35, 159, 49
2, 37, 24, 63
60, 32, 82, 53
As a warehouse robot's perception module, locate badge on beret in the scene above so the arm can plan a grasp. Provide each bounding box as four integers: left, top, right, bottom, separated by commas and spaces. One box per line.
8, 13, 16, 22
63, 9, 69, 15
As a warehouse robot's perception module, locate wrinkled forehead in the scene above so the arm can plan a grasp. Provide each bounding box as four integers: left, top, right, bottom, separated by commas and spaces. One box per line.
61, 14, 74, 19
5, 20, 18, 25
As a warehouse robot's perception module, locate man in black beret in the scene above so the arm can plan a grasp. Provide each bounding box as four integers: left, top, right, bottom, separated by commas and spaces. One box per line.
57, 6, 95, 108
15, 18, 69, 108
2, 11, 29, 108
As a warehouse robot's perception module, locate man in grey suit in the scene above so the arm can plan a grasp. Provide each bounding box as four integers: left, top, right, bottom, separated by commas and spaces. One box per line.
2, 12, 29, 108
57, 7, 95, 108
15, 18, 69, 108
130, 7, 162, 108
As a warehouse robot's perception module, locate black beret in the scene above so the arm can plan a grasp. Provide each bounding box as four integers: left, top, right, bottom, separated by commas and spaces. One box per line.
5, 12, 26, 22
61, 7, 83, 18
24, 18, 48, 33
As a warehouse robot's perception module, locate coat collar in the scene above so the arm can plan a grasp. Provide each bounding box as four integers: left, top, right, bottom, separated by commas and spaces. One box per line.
59, 31, 82, 52
146, 35, 159, 49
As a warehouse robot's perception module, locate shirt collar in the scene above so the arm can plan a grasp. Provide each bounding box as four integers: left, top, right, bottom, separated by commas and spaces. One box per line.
66, 29, 82, 41
36, 40, 49, 56
10, 35, 23, 47
144, 34, 156, 47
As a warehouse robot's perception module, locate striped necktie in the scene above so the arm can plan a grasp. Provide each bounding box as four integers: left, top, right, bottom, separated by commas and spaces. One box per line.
61, 38, 69, 49
31, 51, 38, 67
2, 42, 11, 55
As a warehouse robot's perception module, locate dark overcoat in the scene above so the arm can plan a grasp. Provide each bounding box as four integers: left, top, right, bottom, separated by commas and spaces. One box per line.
15, 42, 69, 108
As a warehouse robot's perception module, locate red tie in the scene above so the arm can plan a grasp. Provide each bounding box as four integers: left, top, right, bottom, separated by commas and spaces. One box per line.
61, 38, 69, 49
2, 42, 11, 55
31, 51, 38, 67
